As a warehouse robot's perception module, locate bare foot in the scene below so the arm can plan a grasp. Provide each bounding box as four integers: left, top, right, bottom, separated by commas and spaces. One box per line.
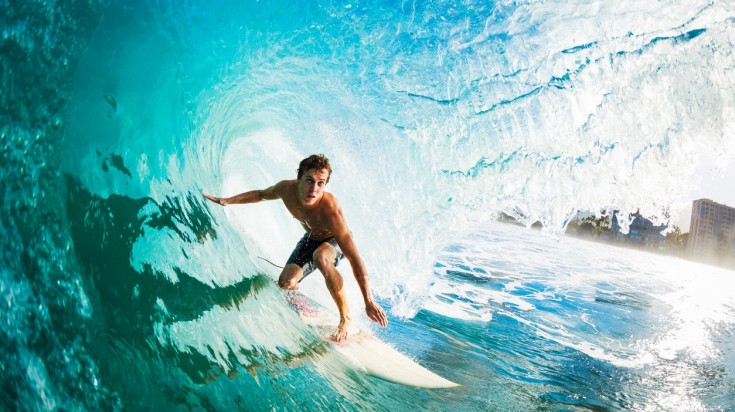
331, 317, 351, 342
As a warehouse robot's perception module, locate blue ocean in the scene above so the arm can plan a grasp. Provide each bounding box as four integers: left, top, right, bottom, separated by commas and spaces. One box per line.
3, 0, 735, 410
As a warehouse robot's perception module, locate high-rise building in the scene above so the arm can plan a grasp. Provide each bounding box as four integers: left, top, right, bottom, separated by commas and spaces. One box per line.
688, 199, 735, 257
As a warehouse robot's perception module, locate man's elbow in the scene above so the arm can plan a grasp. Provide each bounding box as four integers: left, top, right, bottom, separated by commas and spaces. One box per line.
259, 190, 277, 201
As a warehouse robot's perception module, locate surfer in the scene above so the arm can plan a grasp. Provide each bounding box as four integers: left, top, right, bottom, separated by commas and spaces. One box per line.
203, 154, 388, 341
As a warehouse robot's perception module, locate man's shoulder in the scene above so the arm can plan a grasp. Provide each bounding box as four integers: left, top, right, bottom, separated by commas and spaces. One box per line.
274, 179, 297, 191
321, 191, 340, 206
319, 192, 344, 218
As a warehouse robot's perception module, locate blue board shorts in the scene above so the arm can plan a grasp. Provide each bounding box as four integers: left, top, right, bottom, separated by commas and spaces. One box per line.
286, 233, 345, 280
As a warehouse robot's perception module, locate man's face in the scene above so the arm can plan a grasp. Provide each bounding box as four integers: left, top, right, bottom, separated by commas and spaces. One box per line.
298, 168, 329, 206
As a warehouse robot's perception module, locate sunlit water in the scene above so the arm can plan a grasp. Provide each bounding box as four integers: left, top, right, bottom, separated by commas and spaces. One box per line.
422, 223, 735, 411
3, 0, 735, 410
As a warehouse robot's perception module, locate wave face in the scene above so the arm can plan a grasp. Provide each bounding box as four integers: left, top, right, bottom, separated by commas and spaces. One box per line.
3, 0, 735, 410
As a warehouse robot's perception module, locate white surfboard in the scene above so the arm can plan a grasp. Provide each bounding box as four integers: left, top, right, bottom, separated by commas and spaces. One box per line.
284, 292, 459, 389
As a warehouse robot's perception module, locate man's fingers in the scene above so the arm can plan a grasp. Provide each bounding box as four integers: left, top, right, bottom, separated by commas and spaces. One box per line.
379, 311, 388, 327
369, 307, 388, 327
203, 193, 225, 205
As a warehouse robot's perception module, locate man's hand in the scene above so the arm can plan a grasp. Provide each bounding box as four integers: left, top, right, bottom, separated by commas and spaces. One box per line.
365, 301, 388, 327
203, 193, 230, 206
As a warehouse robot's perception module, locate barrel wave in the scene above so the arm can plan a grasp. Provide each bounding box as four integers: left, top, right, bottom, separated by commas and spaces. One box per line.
3, 0, 735, 410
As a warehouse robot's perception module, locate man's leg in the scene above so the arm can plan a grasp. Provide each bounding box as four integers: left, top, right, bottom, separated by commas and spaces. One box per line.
278, 264, 304, 290
312, 243, 351, 341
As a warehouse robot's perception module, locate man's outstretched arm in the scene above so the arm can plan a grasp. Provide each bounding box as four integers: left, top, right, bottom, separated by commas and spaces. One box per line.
203, 182, 281, 206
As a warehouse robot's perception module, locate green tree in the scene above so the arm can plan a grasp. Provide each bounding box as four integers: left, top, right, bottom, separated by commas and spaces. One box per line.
583, 214, 611, 236
665, 226, 687, 251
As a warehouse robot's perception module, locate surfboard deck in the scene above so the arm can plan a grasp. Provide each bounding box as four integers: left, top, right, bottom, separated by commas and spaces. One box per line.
284, 291, 459, 389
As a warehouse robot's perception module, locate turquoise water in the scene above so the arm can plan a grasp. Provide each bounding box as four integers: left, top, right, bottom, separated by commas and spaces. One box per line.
3, 0, 735, 410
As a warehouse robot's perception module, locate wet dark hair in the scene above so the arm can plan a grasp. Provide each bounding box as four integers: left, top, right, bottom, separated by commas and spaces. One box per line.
297, 154, 332, 183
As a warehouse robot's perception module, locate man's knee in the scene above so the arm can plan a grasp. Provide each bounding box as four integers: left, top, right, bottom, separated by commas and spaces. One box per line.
278, 265, 302, 290
278, 277, 298, 290
312, 250, 335, 272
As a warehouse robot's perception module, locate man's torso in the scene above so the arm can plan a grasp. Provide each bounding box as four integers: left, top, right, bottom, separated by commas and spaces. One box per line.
278, 180, 338, 241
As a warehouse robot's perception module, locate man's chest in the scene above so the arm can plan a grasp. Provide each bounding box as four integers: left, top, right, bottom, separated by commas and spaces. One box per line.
284, 203, 326, 229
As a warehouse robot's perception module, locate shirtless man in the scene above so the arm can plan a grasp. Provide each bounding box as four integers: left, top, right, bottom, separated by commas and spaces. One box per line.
203, 154, 388, 341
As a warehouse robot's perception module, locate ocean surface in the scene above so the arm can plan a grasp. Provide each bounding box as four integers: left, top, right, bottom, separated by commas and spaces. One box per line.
2, 0, 735, 410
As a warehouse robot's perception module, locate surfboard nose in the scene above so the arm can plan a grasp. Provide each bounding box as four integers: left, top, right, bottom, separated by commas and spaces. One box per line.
335, 337, 460, 389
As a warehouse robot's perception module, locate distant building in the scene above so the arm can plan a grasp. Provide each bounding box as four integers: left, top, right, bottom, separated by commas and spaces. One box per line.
611, 211, 667, 249
688, 199, 735, 257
